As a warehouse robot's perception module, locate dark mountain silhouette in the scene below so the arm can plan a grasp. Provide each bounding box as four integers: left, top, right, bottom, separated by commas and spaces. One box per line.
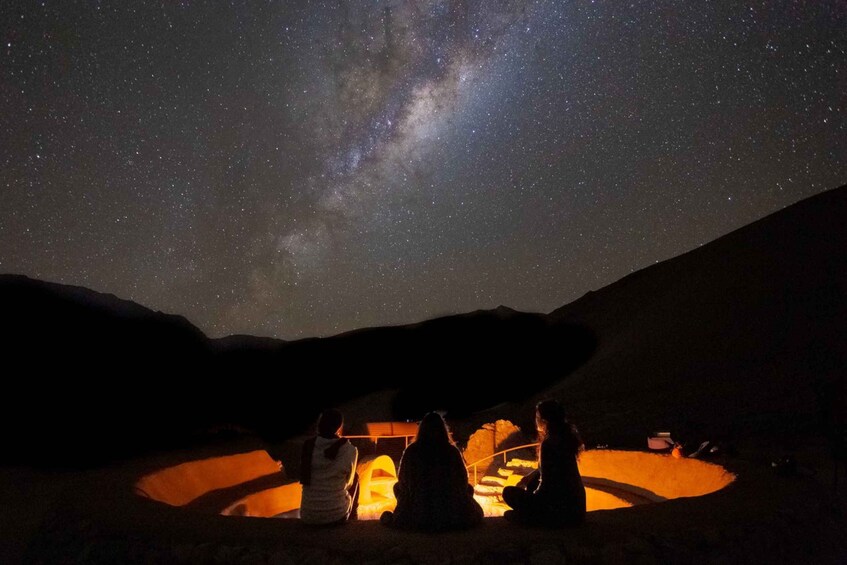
534, 184, 847, 449
2, 183, 845, 465
0, 275, 211, 464
212, 305, 595, 437
212, 334, 287, 351
0, 276, 593, 465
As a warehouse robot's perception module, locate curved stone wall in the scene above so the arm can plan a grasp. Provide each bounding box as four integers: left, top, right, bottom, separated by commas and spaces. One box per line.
135, 448, 734, 520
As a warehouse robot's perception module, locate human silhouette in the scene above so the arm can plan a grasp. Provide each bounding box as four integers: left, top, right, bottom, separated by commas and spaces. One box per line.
380, 412, 483, 531
299, 408, 359, 525
502, 399, 586, 526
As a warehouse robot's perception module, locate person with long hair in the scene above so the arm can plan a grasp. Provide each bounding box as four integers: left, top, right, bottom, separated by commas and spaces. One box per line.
380, 412, 483, 531
502, 399, 586, 526
299, 408, 359, 525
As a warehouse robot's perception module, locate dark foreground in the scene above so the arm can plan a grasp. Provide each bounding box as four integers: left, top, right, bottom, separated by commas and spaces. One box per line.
4, 439, 845, 564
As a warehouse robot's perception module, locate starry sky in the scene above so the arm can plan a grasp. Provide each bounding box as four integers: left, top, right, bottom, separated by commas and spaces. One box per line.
2, 1, 845, 340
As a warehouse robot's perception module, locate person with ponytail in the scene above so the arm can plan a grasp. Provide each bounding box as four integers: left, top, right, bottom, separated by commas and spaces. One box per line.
299, 408, 359, 525
502, 399, 586, 526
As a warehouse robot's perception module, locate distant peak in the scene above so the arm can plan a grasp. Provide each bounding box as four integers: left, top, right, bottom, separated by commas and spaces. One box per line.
493, 305, 518, 316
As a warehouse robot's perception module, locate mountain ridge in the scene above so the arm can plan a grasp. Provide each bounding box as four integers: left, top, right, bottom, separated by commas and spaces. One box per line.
2, 184, 845, 463
537, 184, 847, 446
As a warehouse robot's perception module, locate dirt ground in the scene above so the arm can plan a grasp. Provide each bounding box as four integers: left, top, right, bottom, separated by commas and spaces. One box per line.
5, 438, 845, 564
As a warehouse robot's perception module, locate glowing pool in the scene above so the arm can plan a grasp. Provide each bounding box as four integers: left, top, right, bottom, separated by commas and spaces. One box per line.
134, 448, 734, 520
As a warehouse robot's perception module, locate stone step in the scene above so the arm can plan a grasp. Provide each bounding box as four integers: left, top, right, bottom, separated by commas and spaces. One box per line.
473, 484, 503, 496
504, 458, 538, 471
480, 473, 526, 488
479, 475, 508, 487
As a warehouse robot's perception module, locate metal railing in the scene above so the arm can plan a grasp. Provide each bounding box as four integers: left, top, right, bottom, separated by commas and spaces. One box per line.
465, 443, 540, 485
340, 436, 540, 484
343, 434, 417, 449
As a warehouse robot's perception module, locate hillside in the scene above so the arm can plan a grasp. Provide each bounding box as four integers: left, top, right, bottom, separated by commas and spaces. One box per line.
2, 185, 845, 464
0, 275, 214, 463
502, 184, 846, 449
0, 277, 593, 464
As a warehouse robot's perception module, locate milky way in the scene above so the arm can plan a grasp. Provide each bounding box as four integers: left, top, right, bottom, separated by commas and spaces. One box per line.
1, 1, 845, 339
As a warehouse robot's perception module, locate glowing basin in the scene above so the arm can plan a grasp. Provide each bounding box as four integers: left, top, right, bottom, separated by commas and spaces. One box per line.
471, 449, 734, 517
580, 449, 736, 509
134, 451, 399, 519
134, 449, 734, 521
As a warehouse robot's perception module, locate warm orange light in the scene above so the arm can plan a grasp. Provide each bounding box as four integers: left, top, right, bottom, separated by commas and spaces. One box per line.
134, 450, 285, 507
355, 455, 398, 520
579, 450, 735, 502
135, 447, 735, 520
470, 450, 736, 516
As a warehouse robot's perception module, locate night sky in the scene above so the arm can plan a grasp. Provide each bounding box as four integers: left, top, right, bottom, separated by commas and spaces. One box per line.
2, 2, 845, 340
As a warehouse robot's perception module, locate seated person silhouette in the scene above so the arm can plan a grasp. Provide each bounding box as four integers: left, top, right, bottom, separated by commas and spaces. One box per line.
502, 400, 586, 527
381, 412, 483, 531
299, 408, 359, 525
